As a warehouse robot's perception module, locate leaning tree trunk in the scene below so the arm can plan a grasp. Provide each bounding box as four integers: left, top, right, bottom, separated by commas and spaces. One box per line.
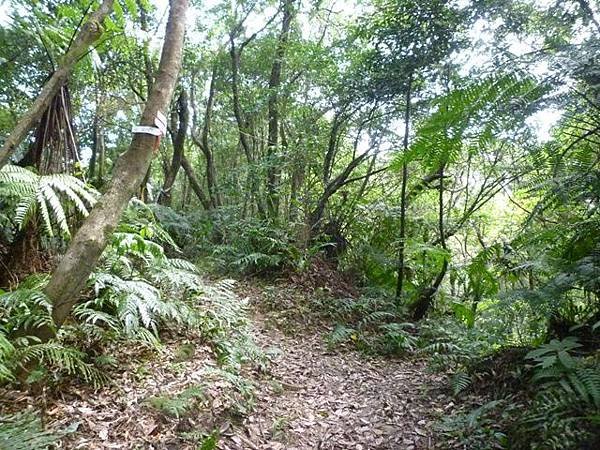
0, 0, 114, 169
37, 0, 188, 341
180, 155, 211, 210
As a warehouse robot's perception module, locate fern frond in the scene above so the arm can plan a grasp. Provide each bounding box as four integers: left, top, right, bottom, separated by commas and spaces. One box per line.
0, 331, 15, 382
0, 165, 98, 237
15, 342, 108, 387
327, 324, 356, 346
14, 193, 37, 229
0, 411, 63, 450
451, 371, 472, 396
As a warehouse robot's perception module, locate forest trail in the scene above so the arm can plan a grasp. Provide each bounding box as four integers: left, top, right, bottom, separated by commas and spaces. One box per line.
223, 312, 446, 450
1, 284, 447, 450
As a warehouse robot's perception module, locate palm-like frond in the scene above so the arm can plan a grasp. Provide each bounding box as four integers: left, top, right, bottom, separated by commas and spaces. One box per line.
0, 165, 98, 237
392, 74, 545, 171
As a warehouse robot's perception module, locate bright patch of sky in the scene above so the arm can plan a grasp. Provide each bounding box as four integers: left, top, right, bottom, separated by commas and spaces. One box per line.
1, 0, 591, 146
0, 1, 12, 26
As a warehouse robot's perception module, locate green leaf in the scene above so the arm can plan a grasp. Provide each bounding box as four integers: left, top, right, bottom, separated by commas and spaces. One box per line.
199, 432, 219, 450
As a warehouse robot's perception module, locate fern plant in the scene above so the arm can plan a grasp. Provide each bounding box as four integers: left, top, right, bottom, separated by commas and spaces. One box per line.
325, 295, 417, 355
526, 337, 600, 408
0, 164, 97, 237
146, 385, 206, 418
391, 73, 546, 171
14, 340, 108, 386
0, 274, 54, 334
0, 329, 15, 382
526, 336, 582, 372
0, 411, 64, 450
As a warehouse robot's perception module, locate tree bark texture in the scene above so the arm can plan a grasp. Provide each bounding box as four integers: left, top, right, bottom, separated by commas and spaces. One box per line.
191, 64, 221, 208
395, 75, 412, 304
181, 155, 211, 210
266, 0, 295, 219
158, 89, 189, 206
40, 0, 188, 338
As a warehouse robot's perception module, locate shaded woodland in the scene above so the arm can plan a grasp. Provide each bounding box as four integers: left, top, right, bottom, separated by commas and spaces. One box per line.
0, 0, 599, 448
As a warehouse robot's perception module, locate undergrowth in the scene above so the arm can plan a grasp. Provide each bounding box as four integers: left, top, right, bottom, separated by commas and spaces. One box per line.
0, 202, 266, 446
256, 277, 600, 449
0, 410, 71, 450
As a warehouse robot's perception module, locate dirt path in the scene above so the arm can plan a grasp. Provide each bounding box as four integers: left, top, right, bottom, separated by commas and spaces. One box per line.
223, 315, 447, 450
1, 288, 449, 449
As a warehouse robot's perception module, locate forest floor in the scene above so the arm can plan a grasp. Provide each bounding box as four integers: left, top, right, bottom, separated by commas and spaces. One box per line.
1, 280, 451, 449
230, 310, 449, 450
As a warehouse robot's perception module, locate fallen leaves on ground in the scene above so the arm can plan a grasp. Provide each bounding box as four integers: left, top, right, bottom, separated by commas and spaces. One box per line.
222, 314, 448, 450
0, 286, 452, 449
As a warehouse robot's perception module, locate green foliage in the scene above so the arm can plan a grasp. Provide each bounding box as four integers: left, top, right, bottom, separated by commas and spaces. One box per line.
526, 336, 582, 372
434, 328, 600, 449
15, 340, 108, 387
418, 316, 495, 373
325, 295, 417, 354
512, 344, 600, 449
392, 74, 545, 171
526, 337, 600, 409
197, 280, 268, 371
0, 330, 15, 382
201, 366, 256, 415
0, 411, 65, 450
69, 201, 208, 346
198, 431, 219, 450
0, 165, 97, 237
0, 274, 105, 386
450, 371, 472, 396
0, 0, 598, 448
0, 202, 245, 385
0, 274, 54, 334
438, 399, 509, 449
147, 385, 205, 418
211, 218, 300, 274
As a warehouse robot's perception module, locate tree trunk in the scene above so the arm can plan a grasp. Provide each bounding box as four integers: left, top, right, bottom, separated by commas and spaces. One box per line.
137, 0, 156, 93
266, 0, 295, 219
411, 162, 448, 321
202, 66, 221, 208
0, 222, 45, 289
305, 150, 370, 242
0, 0, 114, 169
229, 38, 266, 217
181, 155, 211, 210
89, 104, 105, 182
158, 89, 189, 206
38, 0, 188, 341
191, 64, 221, 208
395, 75, 412, 305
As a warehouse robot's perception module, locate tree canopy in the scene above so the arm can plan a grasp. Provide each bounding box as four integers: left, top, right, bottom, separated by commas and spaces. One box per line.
0, 0, 599, 448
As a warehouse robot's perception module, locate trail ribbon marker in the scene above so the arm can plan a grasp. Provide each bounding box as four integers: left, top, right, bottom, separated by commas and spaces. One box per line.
131, 126, 162, 136
132, 111, 167, 137
155, 111, 167, 136
132, 111, 167, 154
